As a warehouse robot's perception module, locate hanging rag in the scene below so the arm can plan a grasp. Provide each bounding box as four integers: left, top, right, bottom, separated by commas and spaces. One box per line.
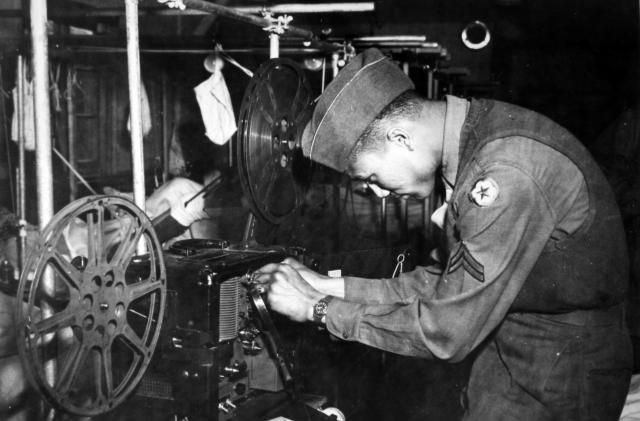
168, 129, 187, 176
194, 57, 236, 145
10, 74, 36, 151
126, 80, 152, 137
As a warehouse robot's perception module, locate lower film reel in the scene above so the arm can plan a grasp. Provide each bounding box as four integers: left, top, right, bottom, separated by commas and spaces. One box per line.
15, 195, 166, 417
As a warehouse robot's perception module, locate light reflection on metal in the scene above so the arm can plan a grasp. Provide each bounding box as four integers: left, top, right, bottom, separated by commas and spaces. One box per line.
461, 20, 491, 50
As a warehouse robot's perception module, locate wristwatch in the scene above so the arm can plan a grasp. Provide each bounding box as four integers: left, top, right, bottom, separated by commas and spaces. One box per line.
312, 296, 334, 325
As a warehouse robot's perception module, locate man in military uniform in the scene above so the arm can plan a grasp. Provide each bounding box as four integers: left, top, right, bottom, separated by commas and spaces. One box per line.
256, 48, 632, 420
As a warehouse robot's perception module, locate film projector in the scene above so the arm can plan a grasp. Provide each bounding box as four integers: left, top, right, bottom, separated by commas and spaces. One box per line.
14, 59, 343, 421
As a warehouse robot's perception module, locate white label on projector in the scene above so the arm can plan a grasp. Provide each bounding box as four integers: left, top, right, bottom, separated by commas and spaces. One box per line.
327, 269, 342, 278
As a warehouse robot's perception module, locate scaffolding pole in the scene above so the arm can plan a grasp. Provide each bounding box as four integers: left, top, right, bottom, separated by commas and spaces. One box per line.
125, 0, 146, 211
31, 0, 54, 227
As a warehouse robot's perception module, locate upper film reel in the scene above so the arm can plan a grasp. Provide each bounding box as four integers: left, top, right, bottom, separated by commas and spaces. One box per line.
237, 58, 314, 225
15, 195, 166, 416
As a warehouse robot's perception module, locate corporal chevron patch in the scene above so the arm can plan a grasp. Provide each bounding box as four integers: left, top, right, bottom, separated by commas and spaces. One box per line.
447, 242, 485, 283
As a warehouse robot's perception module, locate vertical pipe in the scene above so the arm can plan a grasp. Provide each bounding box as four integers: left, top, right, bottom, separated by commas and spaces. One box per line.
30, 0, 56, 407
269, 33, 280, 59
331, 52, 339, 78
16, 55, 26, 271
125, 0, 146, 211
161, 71, 170, 180
427, 67, 434, 99
402, 61, 409, 76
30, 0, 54, 226
321, 57, 326, 92
66, 65, 77, 201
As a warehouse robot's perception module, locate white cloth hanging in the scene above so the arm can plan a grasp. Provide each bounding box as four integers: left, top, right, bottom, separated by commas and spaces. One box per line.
126, 80, 152, 137
194, 62, 236, 145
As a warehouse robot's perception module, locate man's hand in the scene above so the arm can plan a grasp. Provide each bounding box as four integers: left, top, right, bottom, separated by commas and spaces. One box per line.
253, 263, 325, 322
279, 258, 345, 299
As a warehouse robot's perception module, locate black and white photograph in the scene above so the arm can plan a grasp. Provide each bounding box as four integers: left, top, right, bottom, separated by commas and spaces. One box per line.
0, 0, 639, 420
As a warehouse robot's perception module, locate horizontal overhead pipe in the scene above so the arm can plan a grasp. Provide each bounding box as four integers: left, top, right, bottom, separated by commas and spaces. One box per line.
55, 46, 326, 54
233, 3, 375, 14
165, 0, 316, 40
52, 44, 447, 57
41, 2, 374, 17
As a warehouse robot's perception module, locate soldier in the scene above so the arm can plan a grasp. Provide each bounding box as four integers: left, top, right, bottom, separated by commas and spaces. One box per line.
256, 48, 632, 420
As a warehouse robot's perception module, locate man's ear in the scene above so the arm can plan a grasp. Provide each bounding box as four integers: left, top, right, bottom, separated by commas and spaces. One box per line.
386, 127, 414, 151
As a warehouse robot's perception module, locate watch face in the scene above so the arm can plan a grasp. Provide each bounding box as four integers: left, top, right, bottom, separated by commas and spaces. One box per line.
314, 301, 328, 315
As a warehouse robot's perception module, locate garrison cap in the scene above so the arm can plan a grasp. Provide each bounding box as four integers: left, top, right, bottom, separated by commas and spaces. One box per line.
301, 48, 415, 172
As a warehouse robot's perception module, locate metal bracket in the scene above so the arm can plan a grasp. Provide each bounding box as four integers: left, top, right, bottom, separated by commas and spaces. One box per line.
157, 0, 186, 10
261, 10, 293, 35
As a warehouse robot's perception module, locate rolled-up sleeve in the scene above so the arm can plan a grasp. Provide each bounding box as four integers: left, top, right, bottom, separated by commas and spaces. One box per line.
326, 163, 565, 361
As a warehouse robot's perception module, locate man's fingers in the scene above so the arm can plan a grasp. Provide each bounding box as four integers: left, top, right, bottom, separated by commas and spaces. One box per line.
276, 265, 319, 295
253, 263, 280, 277
282, 257, 305, 269
249, 263, 283, 285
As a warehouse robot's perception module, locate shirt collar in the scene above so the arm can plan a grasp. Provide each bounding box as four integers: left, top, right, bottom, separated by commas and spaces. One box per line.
442, 95, 469, 189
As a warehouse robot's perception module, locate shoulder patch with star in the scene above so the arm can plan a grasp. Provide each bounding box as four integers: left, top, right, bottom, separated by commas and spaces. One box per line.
468, 177, 499, 207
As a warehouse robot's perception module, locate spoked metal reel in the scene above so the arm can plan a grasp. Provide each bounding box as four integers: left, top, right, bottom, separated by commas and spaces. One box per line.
15, 196, 166, 417
237, 58, 314, 225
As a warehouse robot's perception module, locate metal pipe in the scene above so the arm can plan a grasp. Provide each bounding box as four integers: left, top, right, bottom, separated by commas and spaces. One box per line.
66, 65, 77, 200
331, 52, 339, 77
45, 3, 374, 17
347, 35, 428, 43
235, 3, 375, 14
31, 0, 54, 227
16, 55, 26, 272
53, 148, 97, 195
57, 46, 327, 55
161, 71, 170, 180
125, 0, 146, 211
269, 33, 280, 58
30, 0, 57, 403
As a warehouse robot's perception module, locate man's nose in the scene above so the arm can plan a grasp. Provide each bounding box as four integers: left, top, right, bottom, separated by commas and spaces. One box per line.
367, 183, 391, 198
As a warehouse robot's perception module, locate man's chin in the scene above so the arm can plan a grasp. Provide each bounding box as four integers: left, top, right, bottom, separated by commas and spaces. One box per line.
410, 190, 431, 200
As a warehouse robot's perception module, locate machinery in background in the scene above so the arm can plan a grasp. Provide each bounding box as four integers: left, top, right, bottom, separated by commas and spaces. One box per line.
10, 57, 344, 421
